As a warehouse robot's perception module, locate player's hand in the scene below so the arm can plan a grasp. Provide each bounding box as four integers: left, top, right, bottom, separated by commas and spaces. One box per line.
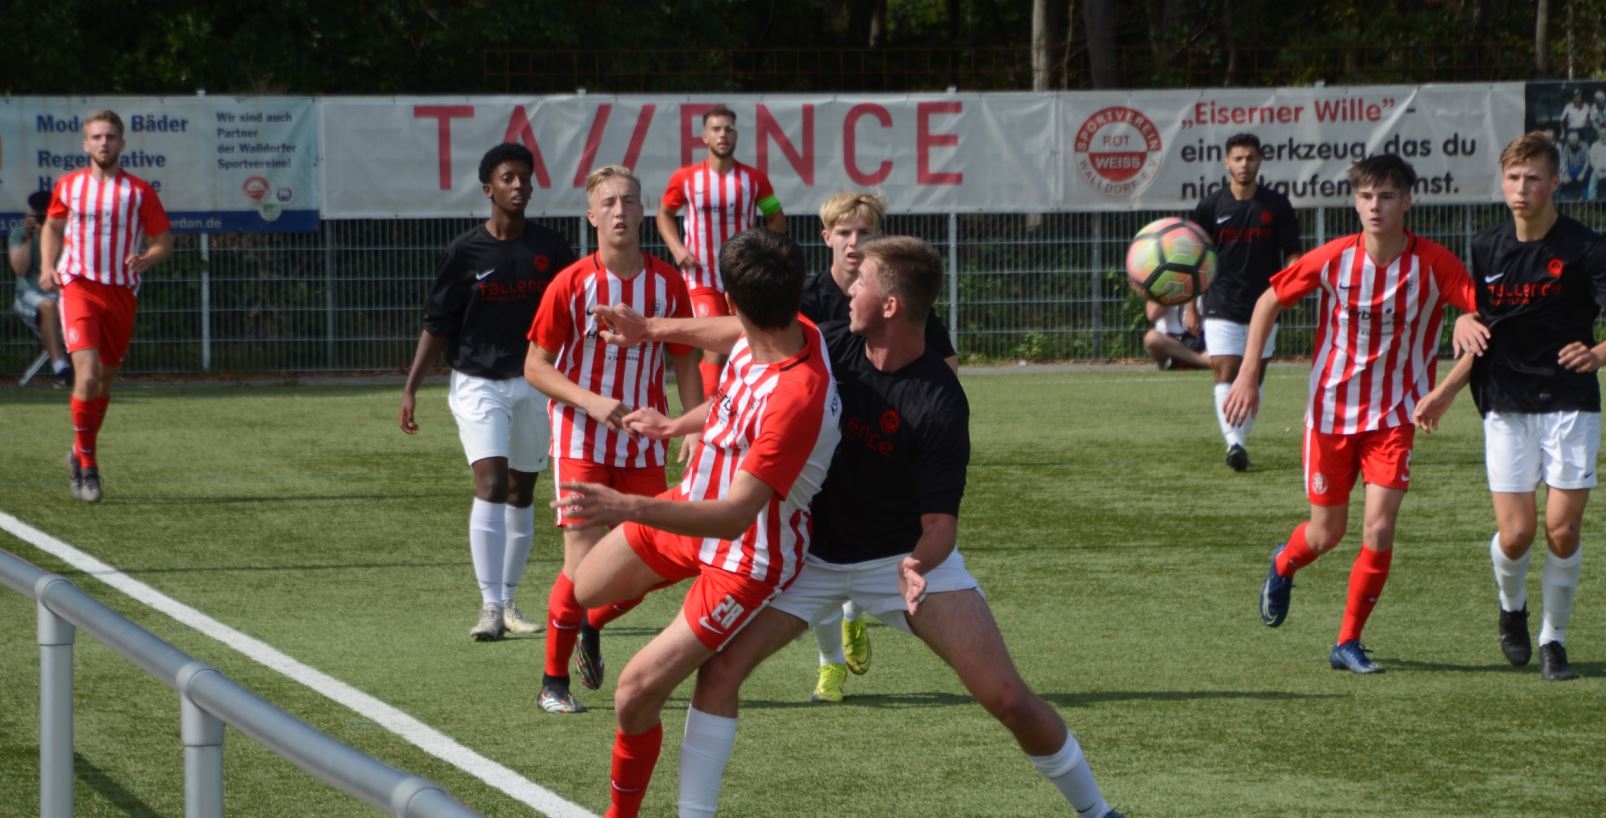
898, 557, 928, 615
1558, 341, 1603, 373
592, 304, 651, 347
590, 397, 631, 431
39, 267, 58, 293
399, 393, 420, 434
126, 252, 158, 275
624, 407, 676, 439
1452, 313, 1489, 357
676, 431, 701, 466
1412, 388, 1451, 433
1222, 376, 1259, 427
674, 249, 701, 272
553, 481, 635, 529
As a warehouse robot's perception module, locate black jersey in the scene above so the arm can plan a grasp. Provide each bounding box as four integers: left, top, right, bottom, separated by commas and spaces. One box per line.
800, 270, 958, 360
1191, 186, 1302, 323
421, 222, 575, 380
1468, 214, 1606, 415
809, 321, 969, 565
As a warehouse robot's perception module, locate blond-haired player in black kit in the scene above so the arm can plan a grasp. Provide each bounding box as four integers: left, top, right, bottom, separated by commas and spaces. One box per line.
400, 143, 576, 641
1416, 131, 1606, 681
1190, 133, 1302, 471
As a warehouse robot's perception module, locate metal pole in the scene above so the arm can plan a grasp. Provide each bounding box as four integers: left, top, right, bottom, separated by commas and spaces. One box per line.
200, 234, 212, 372
324, 221, 337, 368
180, 664, 226, 818
36, 580, 75, 818
1091, 213, 1103, 359
1315, 207, 1327, 247
946, 212, 959, 354
578, 215, 591, 257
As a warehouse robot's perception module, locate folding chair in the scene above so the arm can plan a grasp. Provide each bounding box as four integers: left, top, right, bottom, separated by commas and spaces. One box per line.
14, 310, 52, 386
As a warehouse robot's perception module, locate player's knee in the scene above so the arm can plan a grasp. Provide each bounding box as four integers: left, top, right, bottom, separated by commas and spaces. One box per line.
692, 659, 743, 708
473, 471, 510, 502
1361, 520, 1396, 550
1545, 521, 1580, 555
979, 676, 1039, 729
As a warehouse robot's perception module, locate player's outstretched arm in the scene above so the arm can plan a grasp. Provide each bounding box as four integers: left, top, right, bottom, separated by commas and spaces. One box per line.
524, 342, 630, 430
622, 403, 709, 440
556, 469, 774, 538
1223, 289, 1284, 426
1414, 352, 1473, 433
591, 304, 743, 354
399, 330, 449, 434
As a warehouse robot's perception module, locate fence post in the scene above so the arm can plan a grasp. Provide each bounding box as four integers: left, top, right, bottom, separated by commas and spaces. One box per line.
323, 221, 337, 368
946, 212, 959, 353
35, 578, 75, 818
578, 215, 591, 257
200, 234, 212, 372
179, 663, 226, 818
1091, 213, 1103, 359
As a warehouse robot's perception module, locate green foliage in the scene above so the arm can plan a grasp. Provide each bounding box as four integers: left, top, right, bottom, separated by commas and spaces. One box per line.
3, 373, 1604, 816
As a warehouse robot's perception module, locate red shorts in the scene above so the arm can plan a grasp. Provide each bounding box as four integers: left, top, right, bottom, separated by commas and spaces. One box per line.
551, 458, 666, 528
1303, 425, 1415, 506
61, 278, 139, 367
689, 287, 731, 319
623, 514, 784, 650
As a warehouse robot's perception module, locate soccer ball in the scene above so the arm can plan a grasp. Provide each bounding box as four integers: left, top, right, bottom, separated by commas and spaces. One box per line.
1125, 217, 1217, 306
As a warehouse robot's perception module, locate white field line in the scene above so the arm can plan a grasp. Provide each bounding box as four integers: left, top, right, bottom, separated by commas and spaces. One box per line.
0, 510, 599, 818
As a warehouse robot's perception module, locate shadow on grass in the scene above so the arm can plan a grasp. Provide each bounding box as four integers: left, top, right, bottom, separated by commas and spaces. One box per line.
136, 493, 451, 505
76, 751, 162, 818
1385, 656, 1606, 677
738, 688, 1341, 711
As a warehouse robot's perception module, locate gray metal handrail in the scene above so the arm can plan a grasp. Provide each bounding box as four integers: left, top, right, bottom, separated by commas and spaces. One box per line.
0, 547, 483, 818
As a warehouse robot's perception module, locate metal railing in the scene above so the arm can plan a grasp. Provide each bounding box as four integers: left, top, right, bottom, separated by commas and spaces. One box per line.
0, 547, 481, 818
5, 202, 1601, 378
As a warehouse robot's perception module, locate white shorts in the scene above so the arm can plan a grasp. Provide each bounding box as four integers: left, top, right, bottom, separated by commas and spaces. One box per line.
1204, 318, 1277, 359
1485, 410, 1601, 493
1153, 305, 1185, 336
447, 370, 551, 473
768, 551, 980, 635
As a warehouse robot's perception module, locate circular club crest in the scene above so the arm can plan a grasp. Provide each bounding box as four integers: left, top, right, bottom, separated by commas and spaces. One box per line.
1073, 106, 1163, 198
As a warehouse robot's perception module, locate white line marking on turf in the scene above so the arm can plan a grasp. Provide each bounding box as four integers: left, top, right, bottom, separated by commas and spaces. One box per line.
0, 511, 599, 818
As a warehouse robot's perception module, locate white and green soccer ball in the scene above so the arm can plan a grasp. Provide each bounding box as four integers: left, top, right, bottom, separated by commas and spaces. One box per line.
1125, 217, 1217, 306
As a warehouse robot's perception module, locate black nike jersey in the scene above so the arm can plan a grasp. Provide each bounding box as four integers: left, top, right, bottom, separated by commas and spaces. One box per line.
809, 321, 969, 564
1191, 186, 1302, 323
421, 223, 576, 379
1469, 214, 1606, 414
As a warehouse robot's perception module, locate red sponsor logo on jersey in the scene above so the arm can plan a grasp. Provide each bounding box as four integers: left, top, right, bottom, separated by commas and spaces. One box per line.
1489, 280, 1562, 306
1260, 210, 1274, 225
533, 254, 551, 273
1548, 257, 1564, 278
844, 415, 894, 456
879, 409, 901, 434
478, 278, 544, 302
1218, 226, 1272, 244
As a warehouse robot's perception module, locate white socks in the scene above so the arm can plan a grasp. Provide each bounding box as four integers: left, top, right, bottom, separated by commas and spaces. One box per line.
812, 603, 847, 665
468, 498, 506, 606
502, 503, 535, 606
1490, 532, 1531, 612
1540, 548, 1582, 646
1027, 734, 1111, 818
678, 706, 738, 818
1213, 383, 1255, 449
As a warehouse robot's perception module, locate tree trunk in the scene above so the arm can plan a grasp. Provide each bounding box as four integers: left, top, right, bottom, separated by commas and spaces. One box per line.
1032, 0, 1063, 90
1083, 0, 1118, 88
1535, 0, 1550, 77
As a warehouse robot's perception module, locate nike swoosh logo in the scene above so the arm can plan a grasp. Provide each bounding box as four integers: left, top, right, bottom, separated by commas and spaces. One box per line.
1216, 215, 1232, 224
475, 269, 495, 280
697, 616, 725, 636
1484, 274, 1503, 283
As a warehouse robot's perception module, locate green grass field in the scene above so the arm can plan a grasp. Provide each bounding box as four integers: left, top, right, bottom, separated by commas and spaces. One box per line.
2, 368, 1603, 817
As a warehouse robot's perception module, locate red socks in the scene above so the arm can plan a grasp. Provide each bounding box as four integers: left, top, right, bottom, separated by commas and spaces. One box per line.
1338, 547, 1392, 644
1275, 522, 1320, 577
71, 396, 110, 469
588, 596, 643, 630
544, 572, 585, 678
604, 724, 663, 818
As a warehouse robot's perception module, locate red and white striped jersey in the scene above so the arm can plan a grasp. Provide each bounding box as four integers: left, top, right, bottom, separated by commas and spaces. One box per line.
528, 252, 694, 467
1270, 232, 1476, 434
661, 160, 780, 292
47, 169, 171, 288
678, 319, 841, 587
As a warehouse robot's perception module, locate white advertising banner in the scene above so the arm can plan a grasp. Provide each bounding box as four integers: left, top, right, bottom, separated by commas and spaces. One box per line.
0, 96, 319, 232
320, 86, 1525, 218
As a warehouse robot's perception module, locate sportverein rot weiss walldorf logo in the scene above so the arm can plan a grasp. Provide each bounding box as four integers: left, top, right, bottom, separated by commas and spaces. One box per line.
1073, 106, 1163, 198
